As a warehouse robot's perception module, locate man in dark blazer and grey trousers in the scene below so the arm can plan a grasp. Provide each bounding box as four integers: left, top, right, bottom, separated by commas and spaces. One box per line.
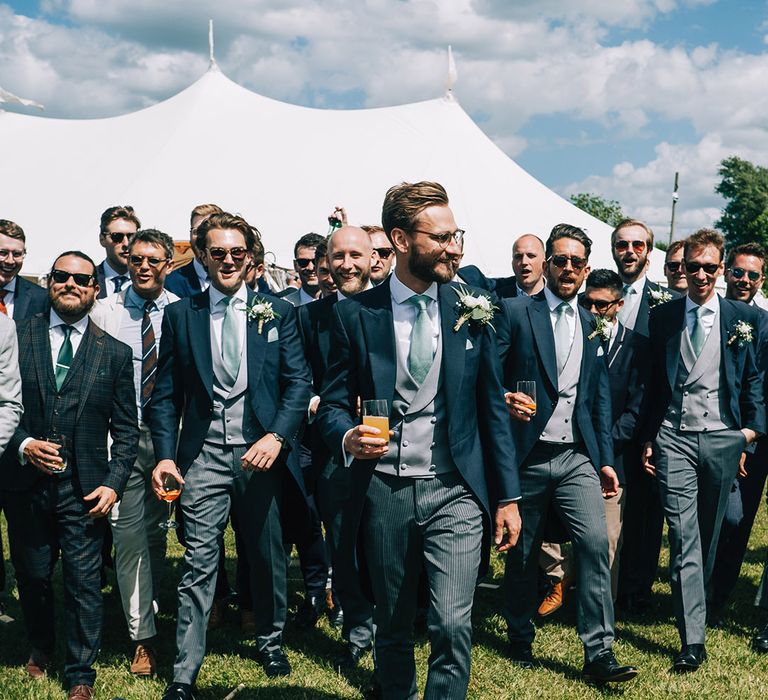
641, 228, 765, 672
150, 213, 311, 700
317, 181, 521, 700
497, 225, 638, 684
2, 250, 138, 700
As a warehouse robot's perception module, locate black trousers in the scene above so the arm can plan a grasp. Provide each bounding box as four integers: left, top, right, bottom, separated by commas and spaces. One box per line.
3, 476, 107, 689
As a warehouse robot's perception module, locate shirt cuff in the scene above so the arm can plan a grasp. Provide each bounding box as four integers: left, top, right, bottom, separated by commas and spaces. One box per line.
18, 437, 33, 464
497, 497, 522, 504
341, 428, 355, 468
307, 395, 321, 423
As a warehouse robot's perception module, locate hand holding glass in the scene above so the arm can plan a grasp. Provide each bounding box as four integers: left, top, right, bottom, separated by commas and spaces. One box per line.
516, 381, 536, 416
159, 474, 181, 530
45, 433, 69, 472
362, 400, 389, 437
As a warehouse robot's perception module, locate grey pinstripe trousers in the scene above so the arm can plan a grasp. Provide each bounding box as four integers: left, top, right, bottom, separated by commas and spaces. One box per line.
364, 470, 483, 700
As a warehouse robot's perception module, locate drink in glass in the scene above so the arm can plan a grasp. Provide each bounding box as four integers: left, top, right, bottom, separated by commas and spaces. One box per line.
46, 433, 69, 472
159, 474, 181, 530
516, 381, 537, 416
362, 399, 389, 437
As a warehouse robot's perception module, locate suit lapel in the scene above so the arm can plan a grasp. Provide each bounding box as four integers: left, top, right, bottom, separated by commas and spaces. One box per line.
440, 284, 466, 414
189, 291, 214, 399
577, 307, 596, 381
13, 279, 30, 320
246, 288, 268, 390
528, 299, 558, 393
74, 322, 106, 421
664, 300, 686, 389
360, 280, 396, 411
607, 321, 626, 368
31, 316, 56, 400
719, 298, 736, 390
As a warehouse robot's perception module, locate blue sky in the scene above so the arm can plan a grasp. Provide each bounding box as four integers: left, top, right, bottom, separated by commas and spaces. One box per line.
1, 0, 767, 237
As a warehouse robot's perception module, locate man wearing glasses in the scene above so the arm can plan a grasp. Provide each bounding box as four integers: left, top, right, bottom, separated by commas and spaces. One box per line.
277, 233, 325, 306
2, 251, 138, 700
90, 229, 178, 677
95, 206, 141, 299
640, 229, 764, 671
664, 241, 688, 293
362, 225, 395, 285
150, 213, 311, 700
498, 225, 638, 684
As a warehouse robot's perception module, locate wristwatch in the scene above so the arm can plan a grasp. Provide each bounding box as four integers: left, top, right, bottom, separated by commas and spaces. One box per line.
271, 432, 285, 446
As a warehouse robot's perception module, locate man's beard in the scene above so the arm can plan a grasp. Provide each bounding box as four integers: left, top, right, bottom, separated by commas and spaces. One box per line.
51, 293, 94, 318
408, 251, 460, 284
336, 269, 371, 296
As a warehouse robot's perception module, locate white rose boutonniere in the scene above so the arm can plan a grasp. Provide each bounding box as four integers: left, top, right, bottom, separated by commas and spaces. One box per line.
243, 297, 280, 334
453, 286, 495, 332
648, 288, 673, 308
727, 319, 754, 348
587, 315, 611, 342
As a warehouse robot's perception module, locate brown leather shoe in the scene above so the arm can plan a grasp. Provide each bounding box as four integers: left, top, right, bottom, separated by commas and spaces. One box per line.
538, 580, 566, 616
208, 599, 224, 631
130, 643, 157, 676
68, 685, 95, 700
241, 609, 257, 635
26, 649, 50, 679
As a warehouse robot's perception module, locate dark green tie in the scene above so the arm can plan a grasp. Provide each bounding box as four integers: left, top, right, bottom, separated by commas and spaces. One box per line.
55, 325, 74, 390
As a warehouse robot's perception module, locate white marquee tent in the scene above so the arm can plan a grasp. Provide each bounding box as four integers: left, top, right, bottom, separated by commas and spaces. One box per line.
0, 59, 666, 281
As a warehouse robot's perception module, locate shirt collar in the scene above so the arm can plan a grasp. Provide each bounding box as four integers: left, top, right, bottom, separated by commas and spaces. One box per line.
516, 284, 528, 297
209, 282, 248, 310
124, 286, 170, 310
50, 308, 89, 335
685, 293, 719, 315
627, 275, 647, 294
299, 288, 317, 305
192, 258, 208, 282
543, 285, 578, 314
336, 281, 374, 301
390, 271, 438, 304
1, 277, 17, 293
102, 259, 124, 279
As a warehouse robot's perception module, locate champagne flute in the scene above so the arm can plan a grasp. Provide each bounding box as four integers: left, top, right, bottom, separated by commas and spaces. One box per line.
159, 473, 181, 531
516, 381, 537, 416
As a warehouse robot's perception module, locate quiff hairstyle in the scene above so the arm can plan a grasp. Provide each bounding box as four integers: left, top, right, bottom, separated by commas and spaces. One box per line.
0, 219, 25, 242
611, 218, 655, 248
190, 203, 223, 227
100, 205, 140, 235
684, 228, 725, 262
665, 240, 685, 260
726, 242, 766, 272
546, 223, 592, 259
195, 212, 260, 253
381, 181, 449, 239
361, 225, 385, 235
128, 229, 175, 260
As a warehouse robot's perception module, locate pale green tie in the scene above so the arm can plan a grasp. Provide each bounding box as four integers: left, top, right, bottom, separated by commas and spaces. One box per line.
690, 306, 706, 357
617, 283, 636, 324
554, 302, 572, 375
407, 294, 433, 384
221, 296, 241, 379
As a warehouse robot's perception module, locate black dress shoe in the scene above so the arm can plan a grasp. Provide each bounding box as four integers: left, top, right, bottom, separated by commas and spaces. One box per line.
508, 641, 534, 669
161, 682, 195, 700
753, 624, 768, 653
328, 602, 344, 629
294, 595, 324, 629
334, 642, 370, 671
259, 647, 291, 677
707, 604, 725, 628
582, 649, 639, 683
673, 644, 707, 672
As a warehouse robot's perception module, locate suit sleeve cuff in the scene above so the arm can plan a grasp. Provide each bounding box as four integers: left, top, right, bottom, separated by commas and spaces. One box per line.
18, 437, 33, 464
341, 429, 354, 468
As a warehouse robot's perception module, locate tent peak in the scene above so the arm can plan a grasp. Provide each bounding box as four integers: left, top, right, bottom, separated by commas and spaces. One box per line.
444, 45, 458, 101
208, 19, 218, 70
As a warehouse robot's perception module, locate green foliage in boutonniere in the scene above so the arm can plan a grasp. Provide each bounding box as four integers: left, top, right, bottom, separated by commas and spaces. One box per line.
452, 286, 496, 332
727, 319, 754, 348
587, 315, 611, 342
243, 297, 280, 334
648, 288, 673, 308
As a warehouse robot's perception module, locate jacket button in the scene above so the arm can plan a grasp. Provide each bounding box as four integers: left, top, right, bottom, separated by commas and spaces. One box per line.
402, 441, 409, 447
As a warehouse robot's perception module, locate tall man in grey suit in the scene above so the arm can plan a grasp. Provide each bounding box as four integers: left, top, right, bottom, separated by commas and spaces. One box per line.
150, 213, 311, 700
498, 225, 638, 683
317, 181, 521, 700
641, 228, 765, 671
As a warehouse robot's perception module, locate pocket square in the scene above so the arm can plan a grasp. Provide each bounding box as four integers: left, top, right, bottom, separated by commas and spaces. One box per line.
596, 346, 605, 357
466, 339, 474, 350
267, 327, 279, 343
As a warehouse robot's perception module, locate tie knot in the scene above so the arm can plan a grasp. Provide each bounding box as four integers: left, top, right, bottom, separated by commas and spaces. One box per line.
623, 284, 636, 296
556, 301, 570, 316
143, 300, 155, 314
692, 305, 705, 319
61, 324, 73, 339
409, 294, 430, 312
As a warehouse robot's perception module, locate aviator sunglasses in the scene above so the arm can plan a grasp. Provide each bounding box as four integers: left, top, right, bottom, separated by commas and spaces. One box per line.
730, 266, 762, 282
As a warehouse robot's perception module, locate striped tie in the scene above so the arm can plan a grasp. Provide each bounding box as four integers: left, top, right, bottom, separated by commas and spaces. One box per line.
113, 275, 129, 294
141, 300, 158, 410
55, 325, 74, 391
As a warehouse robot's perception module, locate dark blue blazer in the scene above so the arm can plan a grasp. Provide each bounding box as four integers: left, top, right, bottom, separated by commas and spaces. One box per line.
640, 296, 765, 443
11, 276, 48, 321
298, 294, 338, 394
458, 265, 519, 299
164, 260, 203, 299
149, 288, 313, 491
630, 278, 682, 338
496, 294, 614, 472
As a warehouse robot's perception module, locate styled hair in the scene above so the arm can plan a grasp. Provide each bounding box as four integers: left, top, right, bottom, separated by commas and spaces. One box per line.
195, 212, 260, 252
294, 233, 324, 258
381, 181, 449, 238
545, 223, 592, 259
665, 240, 685, 259
684, 228, 725, 262
611, 218, 655, 248
190, 203, 223, 227
585, 268, 623, 296
252, 235, 265, 266
100, 205, 140, 235
0, 219, 25, 242
314, 239, 329, 262
128, 228, 175, 260
726, 242, 766, 271
361, 225, 385, 235
50, 250, 97, 277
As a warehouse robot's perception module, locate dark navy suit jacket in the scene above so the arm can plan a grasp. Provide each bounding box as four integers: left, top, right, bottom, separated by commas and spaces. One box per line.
164, 260, 204, 299
458, 264, 519, 299
629, 278, 682, 338
10, 276, 48, 320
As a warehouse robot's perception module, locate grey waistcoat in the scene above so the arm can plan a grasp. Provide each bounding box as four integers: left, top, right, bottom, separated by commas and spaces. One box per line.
540, 313, 584, 444
208, 323, 259, 446
662, 315, 734, 432
375, 330, 458, 479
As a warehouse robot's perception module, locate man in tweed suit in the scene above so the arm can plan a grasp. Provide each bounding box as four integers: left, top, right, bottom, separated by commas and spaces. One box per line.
1, 251, 138, 700
150, 213, 311, 700
317, 181, 521, 700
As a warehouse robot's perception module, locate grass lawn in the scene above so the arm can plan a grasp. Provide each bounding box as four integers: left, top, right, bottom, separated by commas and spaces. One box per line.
2, 505, 768, 699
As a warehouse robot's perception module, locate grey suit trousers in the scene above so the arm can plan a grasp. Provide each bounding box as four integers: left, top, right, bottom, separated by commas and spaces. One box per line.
364, 471, 483, 700
503, 442, 614, 661
654, 425, 745, 645
173, 442, 288, 685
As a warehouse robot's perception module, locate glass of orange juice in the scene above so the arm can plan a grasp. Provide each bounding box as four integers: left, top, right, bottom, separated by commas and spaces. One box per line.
362, 399, 389, 438
159, 473, 182, 531
516, 381, 536, 416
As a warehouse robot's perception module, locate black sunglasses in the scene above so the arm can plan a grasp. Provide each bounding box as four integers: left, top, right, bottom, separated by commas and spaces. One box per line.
102, 232, 130, 244
374, 247, 395, 259
548, 254, 588, 270
613, 239, 647, 253
685, 261, 719, 275
730, 266, 762, 282
207, 247, 248, 262
51, 269, 95, 287
665, 261, 682, 272
579, 296, 621, 312
295, 257, 315, 269
129, 254, 169, 268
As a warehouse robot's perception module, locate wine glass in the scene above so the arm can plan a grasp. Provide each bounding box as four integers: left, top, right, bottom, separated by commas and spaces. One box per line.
158, 473, 181, 531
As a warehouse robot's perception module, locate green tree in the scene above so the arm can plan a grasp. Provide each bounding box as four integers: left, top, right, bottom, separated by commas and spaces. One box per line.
569, 193, 626, 227
715, 156, 768, 248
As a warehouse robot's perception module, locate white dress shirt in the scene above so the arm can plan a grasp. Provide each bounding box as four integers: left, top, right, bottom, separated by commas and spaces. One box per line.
685, 293, 719, 342
543, 286, 578, 346
390, 271, 440, 358
1, 276, 17, 317
209, 283, 248, 357
102, 259, 130, 297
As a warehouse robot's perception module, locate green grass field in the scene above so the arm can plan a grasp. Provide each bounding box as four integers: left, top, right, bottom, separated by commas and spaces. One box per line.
2, 507, 768, 700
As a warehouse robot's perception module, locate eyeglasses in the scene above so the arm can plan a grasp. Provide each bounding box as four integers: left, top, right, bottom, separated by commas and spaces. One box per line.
411, 229, 465, 248
207, 247, 248, 262
51, 269, 95, 287
579, 296, 621, 312
548, 254, 588, 270
664, 261, 682, 273
685, 261, 719, 275
101, 232, 131, 244
0, 249, 26, 260
295, 257, 316, 269
730, 266, 762, 282
129, 254, 170, 268
613, 239, 647, 253
373, 247, 395, 259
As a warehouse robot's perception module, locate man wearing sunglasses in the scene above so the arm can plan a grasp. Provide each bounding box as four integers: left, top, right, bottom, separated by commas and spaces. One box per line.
497, 224, 637, 684
362, 225, 395, 285
2, 250, 138, 700
640, 229, 764, 672
90, 229, 178, 677
150, 212, 311, 700
96, 205, 141, 300
277, 233, 325, 307
664, 241, 688, 294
